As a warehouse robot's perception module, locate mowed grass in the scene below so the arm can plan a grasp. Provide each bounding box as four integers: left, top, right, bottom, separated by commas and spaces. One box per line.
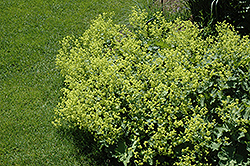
0, 0, 148, 165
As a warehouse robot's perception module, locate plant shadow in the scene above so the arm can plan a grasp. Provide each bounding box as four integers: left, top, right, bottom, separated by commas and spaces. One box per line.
57, 126, 123, 166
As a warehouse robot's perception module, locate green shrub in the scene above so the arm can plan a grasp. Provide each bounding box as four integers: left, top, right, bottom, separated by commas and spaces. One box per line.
54, 9, 250, 165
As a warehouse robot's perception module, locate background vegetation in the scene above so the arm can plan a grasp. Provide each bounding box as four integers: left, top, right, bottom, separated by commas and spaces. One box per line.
185, 0, 250, 36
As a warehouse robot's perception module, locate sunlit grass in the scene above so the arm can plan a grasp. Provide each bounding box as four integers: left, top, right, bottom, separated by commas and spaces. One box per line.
0, 0, 150, 165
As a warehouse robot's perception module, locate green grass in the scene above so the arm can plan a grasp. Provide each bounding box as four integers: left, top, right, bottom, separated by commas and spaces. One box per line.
0, 0, 151, 165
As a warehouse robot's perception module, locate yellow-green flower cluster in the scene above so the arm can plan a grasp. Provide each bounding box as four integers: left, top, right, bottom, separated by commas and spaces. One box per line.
54, 8, 250, 165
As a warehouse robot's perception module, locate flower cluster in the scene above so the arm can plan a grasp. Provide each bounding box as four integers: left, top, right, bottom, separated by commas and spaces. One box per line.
54, 9, 250, 166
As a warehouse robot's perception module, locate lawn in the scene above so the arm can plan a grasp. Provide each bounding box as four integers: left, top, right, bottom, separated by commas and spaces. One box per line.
0, 0, 149, 165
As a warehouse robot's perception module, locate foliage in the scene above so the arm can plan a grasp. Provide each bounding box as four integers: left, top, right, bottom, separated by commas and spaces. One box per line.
54, 9, 250, 165
185, 0, 250, 36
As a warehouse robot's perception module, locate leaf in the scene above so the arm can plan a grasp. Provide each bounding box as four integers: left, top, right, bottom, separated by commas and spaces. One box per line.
246, 132, 250, 141
209, 142, 221, 151
200, 96, 205, 107
228, 160, 237, 166
226, 80, 237, 89
245, 141, 250, 153
120, 150, 133, 166
218, 151, 228, 161
154, 41, 167, 48
214, 124, 230, 138
147, 45, 160, 52
243, 107, 250, 120
242, 81, 249, 91
118, 140, 138, 166
238, 132, 245, 141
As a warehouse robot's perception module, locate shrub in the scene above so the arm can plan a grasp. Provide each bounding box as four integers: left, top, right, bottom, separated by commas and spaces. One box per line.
54, 9, 250, 165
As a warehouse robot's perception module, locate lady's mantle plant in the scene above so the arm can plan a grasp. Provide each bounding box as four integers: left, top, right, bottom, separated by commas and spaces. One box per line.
53, 9, 250, 166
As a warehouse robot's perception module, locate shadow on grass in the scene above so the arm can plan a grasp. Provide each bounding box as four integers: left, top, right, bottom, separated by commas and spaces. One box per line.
57, 126, 123, 166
